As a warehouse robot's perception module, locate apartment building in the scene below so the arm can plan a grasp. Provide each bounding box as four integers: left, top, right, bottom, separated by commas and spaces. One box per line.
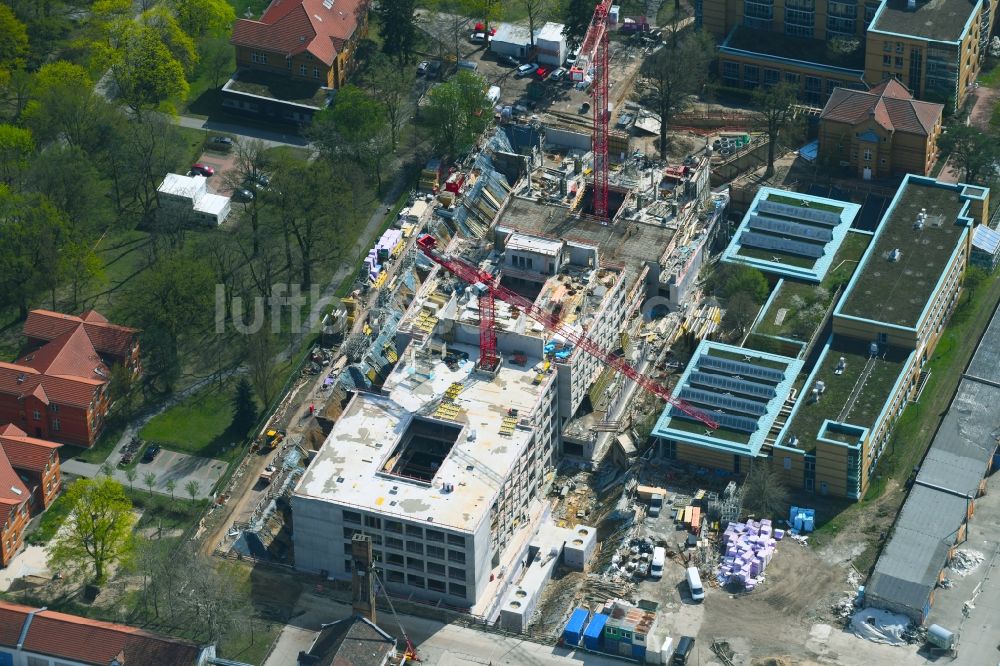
865, 0, 997, 108
701, 0, 997, 107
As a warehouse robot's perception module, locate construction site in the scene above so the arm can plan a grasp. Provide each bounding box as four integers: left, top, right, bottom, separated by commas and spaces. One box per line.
191, 1, 1000, 664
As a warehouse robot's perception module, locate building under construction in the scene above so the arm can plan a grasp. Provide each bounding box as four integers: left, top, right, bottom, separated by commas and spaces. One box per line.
291, 123, 729, 614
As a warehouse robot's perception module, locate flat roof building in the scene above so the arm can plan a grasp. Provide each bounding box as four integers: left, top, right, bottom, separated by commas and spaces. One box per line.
157, 173, 231, 227
721, 187, 861, 282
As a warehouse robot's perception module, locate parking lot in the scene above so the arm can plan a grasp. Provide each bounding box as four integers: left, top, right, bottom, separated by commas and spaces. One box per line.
192, 142, 239, 196
131, 448, 227, 499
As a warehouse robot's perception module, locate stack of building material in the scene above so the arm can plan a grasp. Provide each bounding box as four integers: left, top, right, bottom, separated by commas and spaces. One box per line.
789, 506, 815, 532
716, 518, 778, 590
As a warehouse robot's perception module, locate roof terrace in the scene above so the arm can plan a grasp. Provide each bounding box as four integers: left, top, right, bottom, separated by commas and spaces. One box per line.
836, 176, 972, 329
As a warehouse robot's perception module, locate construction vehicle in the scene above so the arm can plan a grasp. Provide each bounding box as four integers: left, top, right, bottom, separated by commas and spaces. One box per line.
257, 429, 283, 454
416, 234, 718, 428
258, 465, 277, 485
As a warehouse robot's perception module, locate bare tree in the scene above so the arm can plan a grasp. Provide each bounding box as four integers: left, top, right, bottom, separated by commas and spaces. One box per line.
519, 0, 550, 48
226, 138, 270, 257
365, 56, 415, 151
245, 328, 280, 408
752, 82, 797, 178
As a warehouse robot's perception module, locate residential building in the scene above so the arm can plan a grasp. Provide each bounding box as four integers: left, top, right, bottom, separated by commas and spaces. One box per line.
297, 615, 397, 666
0, 310, 139, 447
0, 600, 212, 665
231, 0, 368, 90
0, 456, 29, 569
157, 173, 232, 227
0, 424, 62, 513
701, 0, 998, 108
818, 79, 943, 177
865, 0, 997, 108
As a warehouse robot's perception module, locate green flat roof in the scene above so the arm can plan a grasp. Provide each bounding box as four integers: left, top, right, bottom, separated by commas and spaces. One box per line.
722, 24, 866, 71
779, 337, 910, 452
837, 179, 969, 329
871, 0, 978, 43
228, 69, 331, 108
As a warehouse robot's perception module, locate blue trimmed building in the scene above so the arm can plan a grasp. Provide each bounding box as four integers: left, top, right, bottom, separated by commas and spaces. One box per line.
656, 175, 990, 499
721, 187, 861, 283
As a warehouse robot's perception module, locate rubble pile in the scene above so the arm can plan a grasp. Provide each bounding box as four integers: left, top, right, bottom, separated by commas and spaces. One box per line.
948, 549, 984, 576
716, 518, 780, 590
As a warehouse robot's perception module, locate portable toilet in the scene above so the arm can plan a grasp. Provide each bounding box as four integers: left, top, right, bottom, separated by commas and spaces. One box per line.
562, 608, 590, 647
583, 613, 608, 650
927, 624, 954, 650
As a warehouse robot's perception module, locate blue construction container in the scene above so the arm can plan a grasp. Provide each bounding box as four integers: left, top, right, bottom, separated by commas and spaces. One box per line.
562, 608, 590, 646
632, 644, 646, 661
583, 613, 608, 650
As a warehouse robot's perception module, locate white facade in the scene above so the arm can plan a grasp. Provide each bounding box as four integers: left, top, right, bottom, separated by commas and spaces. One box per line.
157, 173, 231, 226
535, 22, 567, 66
491, 23, 533, 59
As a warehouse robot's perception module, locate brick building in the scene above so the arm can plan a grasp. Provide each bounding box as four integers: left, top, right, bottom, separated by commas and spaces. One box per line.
0, 425, 62, 568
0, 310, 139, 448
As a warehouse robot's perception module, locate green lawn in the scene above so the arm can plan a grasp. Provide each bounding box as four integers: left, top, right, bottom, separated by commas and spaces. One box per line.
736, 246, 819, 269
25, 490, 74, 545
979, 57, 1000, 87
63, 420, 127, 465
766, 192, 844, 213
139, 379, 250, 462
126, 488, 210, 532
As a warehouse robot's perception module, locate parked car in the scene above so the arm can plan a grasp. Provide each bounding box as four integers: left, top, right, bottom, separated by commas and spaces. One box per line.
535, 66, 550, 79
516, 63, 538, 77
550, 67, 567, 81
498, 54, 519, 67
417, 60, 429, 75
425, 60, 442, 79
470, 31, 488, 43
141, 444, 161, 464
244, 173, 270, 188
457, 60, 479, 72
210, 136, 233, 149
233, 188, 254, 202
191, 163, 214, 177
565, 49, 579, 66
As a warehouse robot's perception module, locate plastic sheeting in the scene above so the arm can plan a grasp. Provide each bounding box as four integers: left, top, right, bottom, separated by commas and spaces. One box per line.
850, 608, 910, 645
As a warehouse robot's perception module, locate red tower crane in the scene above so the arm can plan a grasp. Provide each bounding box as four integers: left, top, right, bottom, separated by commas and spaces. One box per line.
570, 0, 613, 218
417, 235, 718, 429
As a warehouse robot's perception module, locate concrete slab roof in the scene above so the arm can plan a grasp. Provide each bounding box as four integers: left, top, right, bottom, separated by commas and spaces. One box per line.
294, 340, 551, 533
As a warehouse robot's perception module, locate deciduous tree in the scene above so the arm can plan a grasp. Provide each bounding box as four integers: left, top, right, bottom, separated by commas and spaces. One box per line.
425, 71, 491, 156
0, 123, 32, 186
140, 7, 199, 76
375, 0, 418, 62
561, 0, 596, 50
0, 189, 67, 318
310, 85, 391, 192
365, 55, 414, 151
47, 477, 137, 584
168, 0, 236, 38
752, 82, 797, 178
0, 5, 29, 71
22, 62, 112, 151
641, 30, 713, 159
938, 124, 1000, 184
518, 0, 550, 47
103, 22, 189, 113
742, 461, 790, 519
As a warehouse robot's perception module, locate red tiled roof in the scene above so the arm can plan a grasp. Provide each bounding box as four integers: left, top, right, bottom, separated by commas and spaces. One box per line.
0, 424, 60, 473
0, 362, 102, 409
820, 81, 942, 136
231, 0, 367, 66
0, 601, 202, 665
0, 446, 29, 506
23, 309, 138, 360
18, 327, 108, 382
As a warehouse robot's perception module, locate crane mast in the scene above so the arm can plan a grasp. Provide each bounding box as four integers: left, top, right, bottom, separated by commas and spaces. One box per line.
570, 0, 613, 219
416, 235, 718, 429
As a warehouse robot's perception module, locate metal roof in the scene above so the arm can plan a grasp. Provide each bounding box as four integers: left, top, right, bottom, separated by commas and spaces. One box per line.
867, 526, 949, 611
972, 224, 1000, 256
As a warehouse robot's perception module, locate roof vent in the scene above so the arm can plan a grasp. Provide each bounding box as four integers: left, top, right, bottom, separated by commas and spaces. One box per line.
888, 248, 902, 262
323, 0, 333, 7
11, 486, 22, 495
16, 374, 25, 384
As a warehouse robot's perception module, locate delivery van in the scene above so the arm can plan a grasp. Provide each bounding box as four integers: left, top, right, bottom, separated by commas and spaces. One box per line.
686, 566, 704, 601
650, 546, 666, 579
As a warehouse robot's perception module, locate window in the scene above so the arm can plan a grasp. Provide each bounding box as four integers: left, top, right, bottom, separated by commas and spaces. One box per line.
883, 54, 892, 66
895, 42, 904, 53
783, 456, 792, 470
52, 419, 60, 432
863, 148, 872, 161
448, 566, 465, 580
387, 569, 404, 583
722, 61, 740, 87
427, 561, 446, 575
406, 525, 423, 539
27, 656, 50, 666
343, 510, 361, 524
448, 551, 464, 564
313, 67, 320, 79
426, 544, 445, 559
385, 520, 402, 533
364, 516, 381, 529
251, 51, 268, 64
894, 56, 903, 68
406, 557, 423, 571
426, 529, 444, 542
387, 553, 404, 566
883, 40, 891, 52
342, 527, 356, 539
743, 64, 759, 89
406, 541, 423, 554
428, 577, 447, 592
32, 410, 40, 420
408, 574, 425, 588
447, 534, 465, 547
784, 72, 800, 85
763, 68, 780, 86
449, 582, 467, 597
344, 543, 354, 555
386, 536, 404, 550
50, 404, 58, 413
